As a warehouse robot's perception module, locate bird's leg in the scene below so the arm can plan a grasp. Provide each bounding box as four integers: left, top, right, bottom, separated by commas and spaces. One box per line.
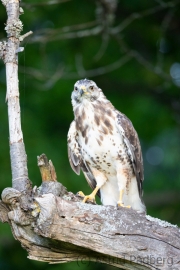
79, 168, 107, 204
117, 189, 124, 206
117, 189, 131, 208
117, 167, 131, 208
82, 186, 100, 203
77, 187, 100, 203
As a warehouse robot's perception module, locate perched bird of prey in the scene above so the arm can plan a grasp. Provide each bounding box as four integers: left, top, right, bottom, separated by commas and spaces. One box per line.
68, 79, 146, 213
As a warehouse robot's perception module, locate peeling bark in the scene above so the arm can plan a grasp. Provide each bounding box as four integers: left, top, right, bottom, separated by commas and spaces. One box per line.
0, 200, 9, 223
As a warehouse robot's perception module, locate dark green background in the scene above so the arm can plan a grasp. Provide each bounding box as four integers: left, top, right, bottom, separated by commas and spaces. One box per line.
0, 0, 180, 269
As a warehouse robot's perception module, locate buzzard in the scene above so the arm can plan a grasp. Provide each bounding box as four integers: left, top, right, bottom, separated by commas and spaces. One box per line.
68, 79, 146, 213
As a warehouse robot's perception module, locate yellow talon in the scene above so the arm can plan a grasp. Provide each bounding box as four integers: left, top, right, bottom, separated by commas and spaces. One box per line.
76, 191, 96, 203
82, 194, 96, 203
76, 191, 86, 198
77, 186, 100, 204
117, 201, 131, 208
118, 189, 131, 208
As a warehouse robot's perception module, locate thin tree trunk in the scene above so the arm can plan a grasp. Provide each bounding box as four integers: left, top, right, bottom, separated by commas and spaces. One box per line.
1, 0, 32, 193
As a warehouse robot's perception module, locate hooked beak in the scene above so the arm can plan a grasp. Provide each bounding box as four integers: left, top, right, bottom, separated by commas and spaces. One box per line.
80, 85, 87, 96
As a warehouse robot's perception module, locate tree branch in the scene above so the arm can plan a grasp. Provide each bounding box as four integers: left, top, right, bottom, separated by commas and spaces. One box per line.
0, 176, 179, 270
0, 154, 179, 270
22, 0, 72, 8
111, 0, 178, 34
31, 25, 103, 43
19, 54, 132, 84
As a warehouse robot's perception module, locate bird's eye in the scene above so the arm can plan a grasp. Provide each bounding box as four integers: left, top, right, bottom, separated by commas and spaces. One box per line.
74, 87, 78, 91
89, 86, 94, 91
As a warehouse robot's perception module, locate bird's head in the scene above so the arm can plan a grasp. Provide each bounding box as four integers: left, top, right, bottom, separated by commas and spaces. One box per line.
71, 79, 101, 107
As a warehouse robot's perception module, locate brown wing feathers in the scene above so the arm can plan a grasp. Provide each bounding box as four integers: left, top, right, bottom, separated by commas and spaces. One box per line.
68, 146, 80, 175
68, 143, 100, 197
117, 112, 144, 198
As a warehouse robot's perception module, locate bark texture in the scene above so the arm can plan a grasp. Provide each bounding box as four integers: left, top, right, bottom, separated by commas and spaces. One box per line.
0, 0, 32, 192
0, 182, 180, 270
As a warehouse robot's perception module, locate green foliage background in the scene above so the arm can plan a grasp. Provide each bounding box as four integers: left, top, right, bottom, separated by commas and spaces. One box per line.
0, 0, 180, 269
